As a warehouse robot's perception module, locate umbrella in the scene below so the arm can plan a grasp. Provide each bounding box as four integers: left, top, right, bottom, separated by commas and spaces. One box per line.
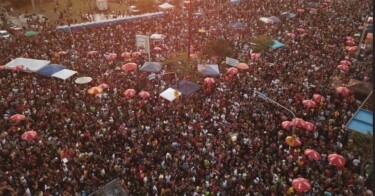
328, 153, 346, 167
285, 136, 302, 147
302, 100, 317, 108
203, 77, 215, 85
98, 83, 109, 89
302, 121, 315, 131
304, 149, 321, 160
124, 89, 136, 98
227, 67, 238, 75
280, 12, 296, 18
340, 60, 351, 66
132, 52, 142, 58
345, 46, 358, 53
58, 51, 68, 55
250, 53, 261, 60
297, 28, 306, 33
297, 8, 305, 13
21, 130, 38, 141
337, 64, 349, 72
198, 29, 206, 33
292, 118, 306, 128
25, 31, 38, 37
87, 87, 103, 95
105, 53, 117, 60
121, 52, 131, 58
312, 94, 325, 102
139, 91, 151, 99
336, 86, 351, 96
287, 33, 296, 39
87, 50, 99, 55
236, 63, 249, 70
153, 47, 162, 52
10, 114, 26, 122
281, 121, 294, 130
346, 40, 355, 46
140, 62, 162, 73
122, 63, 138, 72
75, 77, 93, 84
292, 178, 311, 192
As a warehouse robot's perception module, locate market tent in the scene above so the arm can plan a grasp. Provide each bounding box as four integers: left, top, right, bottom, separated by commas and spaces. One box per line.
197, 64, 220, 76
171, 80, 201, 96
159, 2, 175, 10
270, 40, 286, 49
268, 16, 281, 23
5, 58, 50, 72
150, 33, 165, 39
36, 64, 66, 77
52, 69, 78, 80
160, 87, 181, 102
280, 12, 296, 18
140, 62, 162, 72
229, 21, 245, 29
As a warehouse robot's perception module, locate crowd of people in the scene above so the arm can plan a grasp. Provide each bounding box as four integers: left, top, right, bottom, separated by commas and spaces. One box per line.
0, 0, 373, 195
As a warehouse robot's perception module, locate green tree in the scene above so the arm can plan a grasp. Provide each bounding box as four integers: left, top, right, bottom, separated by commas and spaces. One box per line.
162, 52, 200, 82
251, 34, 273, 52
203, 38, 233, 59
134, 0, 157, 13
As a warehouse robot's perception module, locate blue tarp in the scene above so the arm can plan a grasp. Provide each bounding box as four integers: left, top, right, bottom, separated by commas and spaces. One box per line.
36, 64, 66, 77
270, 40, 286, 49
140, 62, 162, 72
171, 80, 200, 96
347, 109, 373, 135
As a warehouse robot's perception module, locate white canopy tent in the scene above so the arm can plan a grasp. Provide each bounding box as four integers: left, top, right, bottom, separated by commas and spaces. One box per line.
159, 2, 175, 10
5, 58, 50, 72
150, 33, 165, 40
160, 87, 181, 102
52, 69, 78, 80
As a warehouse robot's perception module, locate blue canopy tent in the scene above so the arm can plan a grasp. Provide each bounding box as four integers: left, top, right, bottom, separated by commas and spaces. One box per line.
36, 64, 66, 77
270, 40, 286, 49
229, 21, 245, 29
140, 62, 162, 72
280, 12, 296, 19
171, 80, 200, 96
198, 64, 220, 76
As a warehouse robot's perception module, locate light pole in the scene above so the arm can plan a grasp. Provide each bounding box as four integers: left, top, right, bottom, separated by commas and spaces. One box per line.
187, 0, 193, 61
256, 91, 296, 119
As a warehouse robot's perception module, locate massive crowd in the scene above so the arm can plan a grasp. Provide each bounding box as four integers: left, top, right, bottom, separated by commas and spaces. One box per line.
0, 0, 373, 195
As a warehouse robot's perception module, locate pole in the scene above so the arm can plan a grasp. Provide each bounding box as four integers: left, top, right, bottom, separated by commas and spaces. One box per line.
187, 0, 192, 61
256, 91, 296, 119
147, 35, 151, 62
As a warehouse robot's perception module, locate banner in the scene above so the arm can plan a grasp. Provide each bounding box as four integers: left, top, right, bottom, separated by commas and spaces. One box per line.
225, 57, 239, 67
136, 35, 150, 54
